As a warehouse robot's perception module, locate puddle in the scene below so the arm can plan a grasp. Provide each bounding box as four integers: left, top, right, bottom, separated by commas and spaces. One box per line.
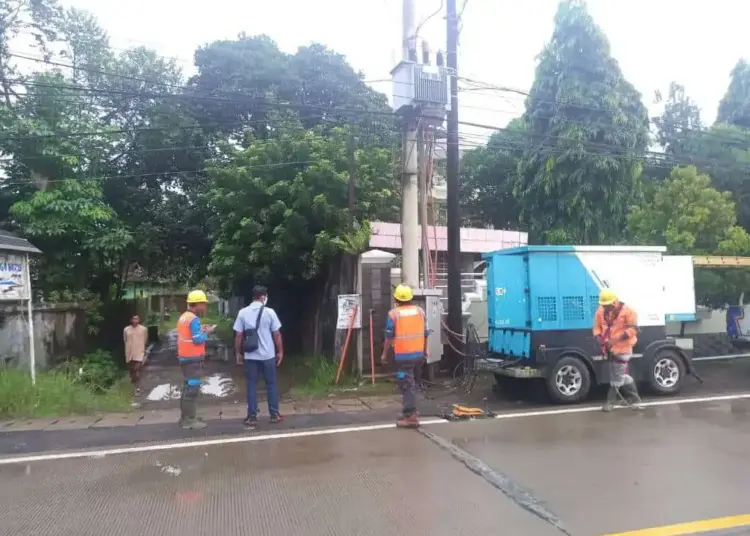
146, 374, 236, 401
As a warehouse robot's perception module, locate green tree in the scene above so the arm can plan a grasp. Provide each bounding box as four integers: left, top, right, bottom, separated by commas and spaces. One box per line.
653, 82, 702, 156
459, 118, 524, 229
717, 59, 750, 129
9, 179, 132, 296
627, 166, 750, 306
514, 0, 649, 244
0, 0, 62, 106
207, 124, 397, 286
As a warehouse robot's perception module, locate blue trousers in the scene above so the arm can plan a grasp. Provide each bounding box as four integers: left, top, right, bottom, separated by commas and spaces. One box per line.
243, 359, 280, 417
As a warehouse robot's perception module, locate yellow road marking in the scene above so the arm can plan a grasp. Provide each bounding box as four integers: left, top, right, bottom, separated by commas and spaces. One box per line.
602, 514, 750, 536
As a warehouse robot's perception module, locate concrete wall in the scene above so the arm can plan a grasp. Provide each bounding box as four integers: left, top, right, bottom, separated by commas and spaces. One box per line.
0, 303, 86, 369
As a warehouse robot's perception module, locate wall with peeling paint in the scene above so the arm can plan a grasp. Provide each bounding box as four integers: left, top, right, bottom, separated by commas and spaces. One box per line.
0, 303, 86, 369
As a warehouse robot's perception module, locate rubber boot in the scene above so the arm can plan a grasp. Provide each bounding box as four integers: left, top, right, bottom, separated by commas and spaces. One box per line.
622, 383, 644, 411
180, 391, 207, 430
397, 412, 420, 429
602, 386, 617, 412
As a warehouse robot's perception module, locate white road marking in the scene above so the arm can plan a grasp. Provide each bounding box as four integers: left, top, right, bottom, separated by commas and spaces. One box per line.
692, 353, 750, 362
2, 392, 750, 465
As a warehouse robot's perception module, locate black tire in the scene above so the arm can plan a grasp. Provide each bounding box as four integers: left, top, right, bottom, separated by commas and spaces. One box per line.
647, 349, 686, 396
545, 356, 592, 404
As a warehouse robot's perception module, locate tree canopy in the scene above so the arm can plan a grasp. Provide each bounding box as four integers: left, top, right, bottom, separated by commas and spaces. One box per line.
513, 0, 649, 244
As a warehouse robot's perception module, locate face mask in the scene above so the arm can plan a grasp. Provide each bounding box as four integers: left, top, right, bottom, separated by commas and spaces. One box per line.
262, 296, 268, 305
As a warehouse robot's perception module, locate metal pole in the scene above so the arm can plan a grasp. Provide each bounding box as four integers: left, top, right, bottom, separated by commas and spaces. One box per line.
25, 253, 36, 384
418, 125, 430, 288
400, 0, 420, 288
446, 0, 463, 364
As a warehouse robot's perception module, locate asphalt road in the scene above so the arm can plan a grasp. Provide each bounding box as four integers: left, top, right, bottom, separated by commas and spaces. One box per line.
0, 359, 748, 458
2, 395, 750, 535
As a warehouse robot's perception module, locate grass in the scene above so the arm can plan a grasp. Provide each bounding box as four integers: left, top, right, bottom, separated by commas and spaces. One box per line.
286, 355, 395, 398
0, 368, 133, 420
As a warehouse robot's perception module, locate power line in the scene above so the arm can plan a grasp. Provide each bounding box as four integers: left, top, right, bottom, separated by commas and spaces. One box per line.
0, 161, 318, 188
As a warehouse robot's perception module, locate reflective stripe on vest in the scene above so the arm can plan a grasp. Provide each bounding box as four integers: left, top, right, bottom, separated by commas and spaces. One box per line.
177, 311, 205, 359
389, 305, 426, 358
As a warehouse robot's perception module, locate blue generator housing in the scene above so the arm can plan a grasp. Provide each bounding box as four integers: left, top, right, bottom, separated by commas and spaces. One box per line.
482, 245, 693, 404
483, 245, 670, 363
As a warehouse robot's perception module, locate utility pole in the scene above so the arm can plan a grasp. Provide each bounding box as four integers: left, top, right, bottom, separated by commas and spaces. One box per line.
445, 0, 463, 363
400, 0, 420, 289
417, 125, 430, 288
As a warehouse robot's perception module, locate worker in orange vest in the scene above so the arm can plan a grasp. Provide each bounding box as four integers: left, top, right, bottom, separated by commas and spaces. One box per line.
381, 284, 429, 428
176, 290, 215, 429
594, 289, 643, 412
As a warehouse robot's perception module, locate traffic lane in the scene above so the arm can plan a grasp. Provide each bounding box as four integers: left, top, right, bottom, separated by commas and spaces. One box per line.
429, 398, 750, 536
0, 407, 410, 456
0, 428, 562, 536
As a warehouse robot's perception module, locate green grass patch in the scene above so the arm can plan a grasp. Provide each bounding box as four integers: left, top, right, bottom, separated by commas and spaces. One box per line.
286, 355, 395, 398
0, 368, 132, 419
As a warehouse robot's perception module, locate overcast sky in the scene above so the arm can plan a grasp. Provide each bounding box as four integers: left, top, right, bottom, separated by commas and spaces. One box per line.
59, 0, 750, 142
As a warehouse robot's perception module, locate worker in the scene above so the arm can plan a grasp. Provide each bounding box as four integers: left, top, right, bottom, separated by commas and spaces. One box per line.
176, 290, 215, 429
380, 284, 429, 428
593, 289, 643, 412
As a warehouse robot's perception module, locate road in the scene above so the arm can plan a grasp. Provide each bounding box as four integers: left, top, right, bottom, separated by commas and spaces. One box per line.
2, 393, 750, 535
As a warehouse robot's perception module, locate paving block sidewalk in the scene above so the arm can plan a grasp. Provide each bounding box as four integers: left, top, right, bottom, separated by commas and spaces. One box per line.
0, 394, 404, 433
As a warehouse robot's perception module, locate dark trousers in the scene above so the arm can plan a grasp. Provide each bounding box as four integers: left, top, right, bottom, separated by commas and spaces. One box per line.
243, 359, 280, 418
128, 360, 143, 387
414, 358, 426, 389
395, 361, 418, 416
180, 359, 204, 422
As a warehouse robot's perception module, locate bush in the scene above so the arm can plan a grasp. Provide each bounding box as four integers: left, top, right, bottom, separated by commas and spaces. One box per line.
58, 350, 124, 392
0, 368, 131, 419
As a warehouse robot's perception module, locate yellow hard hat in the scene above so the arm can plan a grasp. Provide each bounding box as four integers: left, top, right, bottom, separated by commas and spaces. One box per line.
186, 290, 208, 304
599, 289, 617, 306
393, 284, 414, 302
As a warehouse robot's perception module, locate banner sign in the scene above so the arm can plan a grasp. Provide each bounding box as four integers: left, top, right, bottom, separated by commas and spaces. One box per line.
0, 254, 28, 301
336, 294, 362, 330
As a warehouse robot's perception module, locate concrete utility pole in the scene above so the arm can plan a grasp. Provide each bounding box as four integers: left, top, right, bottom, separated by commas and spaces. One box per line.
400, 0, 420, 288
417, 125, 430, 287
445, 0, 463, 362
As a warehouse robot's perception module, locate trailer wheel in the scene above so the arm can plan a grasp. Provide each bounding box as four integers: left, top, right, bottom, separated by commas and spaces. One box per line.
546, 356, 591, 404
648, 349, 685, 395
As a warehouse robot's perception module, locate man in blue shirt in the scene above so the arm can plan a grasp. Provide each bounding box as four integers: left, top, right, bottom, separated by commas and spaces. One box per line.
234, 285, 284, 430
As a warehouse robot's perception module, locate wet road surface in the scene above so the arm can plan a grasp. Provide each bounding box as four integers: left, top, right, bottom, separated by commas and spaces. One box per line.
0, 358, 746, 457
3, 397, 750, 535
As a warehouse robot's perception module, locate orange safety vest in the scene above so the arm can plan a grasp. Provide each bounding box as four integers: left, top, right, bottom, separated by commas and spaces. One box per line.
177, 311, 205, 359
387, 304, 426, 361
593, 302, 638, 355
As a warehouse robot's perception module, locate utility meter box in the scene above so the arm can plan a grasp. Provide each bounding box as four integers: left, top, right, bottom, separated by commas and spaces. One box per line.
391, 60, 451, 113
411, 288, 444, 365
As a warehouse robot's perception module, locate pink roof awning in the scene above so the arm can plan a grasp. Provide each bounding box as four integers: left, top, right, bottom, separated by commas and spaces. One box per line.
368, 221, 528, 254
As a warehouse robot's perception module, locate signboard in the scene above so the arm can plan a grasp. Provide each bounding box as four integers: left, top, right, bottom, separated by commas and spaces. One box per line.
336, 294, 362, 330
0, 253, 27, 301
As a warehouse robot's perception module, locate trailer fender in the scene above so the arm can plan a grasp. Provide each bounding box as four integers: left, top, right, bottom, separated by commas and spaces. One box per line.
642, 340, 693, 375
538, 346, 599, 383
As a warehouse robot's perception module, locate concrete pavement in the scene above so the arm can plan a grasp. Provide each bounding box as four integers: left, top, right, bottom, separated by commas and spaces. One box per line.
2, 395, 750, 535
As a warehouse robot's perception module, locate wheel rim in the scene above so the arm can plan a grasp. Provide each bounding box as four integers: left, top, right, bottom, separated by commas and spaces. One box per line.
654, 357, 680, 388
555, 365, 583, 396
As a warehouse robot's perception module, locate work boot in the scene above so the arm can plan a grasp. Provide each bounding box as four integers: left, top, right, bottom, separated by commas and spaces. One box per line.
397, 412, 420, 429
181, 418, 207, 430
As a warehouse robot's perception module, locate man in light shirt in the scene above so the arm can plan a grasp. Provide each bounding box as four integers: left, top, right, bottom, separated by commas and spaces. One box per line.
234, 285, 284, 430
124, 314, 148, 396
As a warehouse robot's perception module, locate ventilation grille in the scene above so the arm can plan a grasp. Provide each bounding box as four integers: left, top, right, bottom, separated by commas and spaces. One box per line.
537, 297, 557, 322
589, 295, 599, 317
563, 296, 585, 321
